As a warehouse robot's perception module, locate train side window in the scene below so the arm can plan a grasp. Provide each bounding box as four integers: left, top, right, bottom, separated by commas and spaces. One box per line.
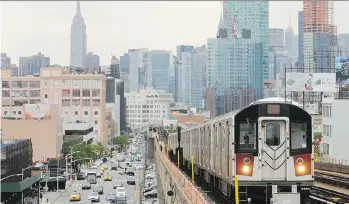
239, 122, 257, 151
265, 123, 281, 146
291, 122, 307, 150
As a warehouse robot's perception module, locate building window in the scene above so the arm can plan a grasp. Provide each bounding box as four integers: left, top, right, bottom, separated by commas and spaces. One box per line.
72, 80, 82, 88
62, 99, 70, 107
45, 94, 48, 99
29, 81, 40, 88
74, 111, 78, 115
72, 89, 80, 97
95, 120, 98, 125
82, 89, 90, 97
84, 111, 88, 115
30, 99, 40, 104
2, 90, 10, 97
62, 80, 69, 88
12, 90, 28, 97
12, 81, 28, 88
13, 99, 28, 106
72, 99, 80, 106
92, 90, 100, 97
2, 81, 10, 88
92, 80, 101, 89
92, 99, 100, 106
18, 111, 22, 115
13, 111, 16, 114
94, 111, 98, 115
30, 90, 40, 97
83, 80, 90, 88
4, 111, 7, 115
82, 99, 90, 106
62, 89, 70, 97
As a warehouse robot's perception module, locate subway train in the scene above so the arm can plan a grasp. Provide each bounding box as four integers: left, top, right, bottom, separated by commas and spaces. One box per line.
168, 98, 314, 204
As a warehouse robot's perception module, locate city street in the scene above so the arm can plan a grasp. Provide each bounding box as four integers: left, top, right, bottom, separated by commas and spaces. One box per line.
42, 162, 142, 204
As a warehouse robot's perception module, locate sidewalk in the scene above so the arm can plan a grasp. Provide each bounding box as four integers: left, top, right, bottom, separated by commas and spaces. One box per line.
40, 179, 74, 204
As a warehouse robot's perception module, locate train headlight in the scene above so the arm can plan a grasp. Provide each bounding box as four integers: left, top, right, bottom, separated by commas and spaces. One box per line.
243, 165, 250, 173
243, 157, 251, 165
297, 165, 305, 173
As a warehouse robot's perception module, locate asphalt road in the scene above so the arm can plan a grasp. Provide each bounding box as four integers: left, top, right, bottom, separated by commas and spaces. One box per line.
46, 162, 141, 204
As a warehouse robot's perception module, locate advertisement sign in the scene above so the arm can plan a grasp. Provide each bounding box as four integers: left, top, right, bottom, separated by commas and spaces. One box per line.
335, 57, 349, 86
286, 73, 336, 92
24, 104, 52, 120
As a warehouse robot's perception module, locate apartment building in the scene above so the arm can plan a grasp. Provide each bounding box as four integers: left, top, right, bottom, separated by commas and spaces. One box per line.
1, 66, 107, 144
126, 88, 174, 129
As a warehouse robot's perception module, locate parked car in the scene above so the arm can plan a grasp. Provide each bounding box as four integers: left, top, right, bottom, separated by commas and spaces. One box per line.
115, 187, 127, 201
144, 189, 157, 198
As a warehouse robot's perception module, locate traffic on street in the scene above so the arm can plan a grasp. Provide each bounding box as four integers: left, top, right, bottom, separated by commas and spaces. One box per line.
40, 133, 158, 204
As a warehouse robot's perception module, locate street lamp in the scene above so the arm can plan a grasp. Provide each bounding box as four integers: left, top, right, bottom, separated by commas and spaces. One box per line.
61, 135, 83, 154
69, 142, 86, 173
65, 151, 81, 178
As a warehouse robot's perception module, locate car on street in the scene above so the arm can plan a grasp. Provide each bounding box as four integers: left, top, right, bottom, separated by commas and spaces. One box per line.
88, 191, 100, 202
95, 185, 104, 194
126, 176, 136, 185
77, 172, 86, 180
82, 182, 92, 189
103, 174, 112, 181
96, 172, 102, 178
69, 191, 81, 201
105, 194, 117, 202
145, 179, 157, 188
144, 185, 157, 193
144, 189, 158, 199
115, 187, 127, 200
113, 181, 124, 189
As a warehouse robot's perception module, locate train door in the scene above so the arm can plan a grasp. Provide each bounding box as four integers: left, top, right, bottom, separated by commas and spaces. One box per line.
259, 118, 288, 180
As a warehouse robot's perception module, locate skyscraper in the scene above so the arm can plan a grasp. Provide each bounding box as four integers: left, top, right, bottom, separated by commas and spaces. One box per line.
120, 53, 130, 73
128, 48, 148, 92
222, 1, 269, 80
19, 52, 50, 76
269, 29, 285, 49
1, 53, 11, 69
70, 1, 87, 70
303, 1, 336, 73
146, 50, 172, 92
298, 11, 304, 69
109, 56, 120, 79
207, 38, 263, 115
83, 52, 100, 73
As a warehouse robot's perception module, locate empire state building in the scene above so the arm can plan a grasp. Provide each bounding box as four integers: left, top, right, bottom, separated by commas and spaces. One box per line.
70, 1, 87, 70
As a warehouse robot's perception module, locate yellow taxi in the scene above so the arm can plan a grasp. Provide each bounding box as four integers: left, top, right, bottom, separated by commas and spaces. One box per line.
103, 173, 112, 181
69, 191, 81, 201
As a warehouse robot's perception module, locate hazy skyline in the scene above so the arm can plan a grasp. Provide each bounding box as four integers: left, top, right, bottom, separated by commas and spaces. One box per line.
1, 1, 348, 66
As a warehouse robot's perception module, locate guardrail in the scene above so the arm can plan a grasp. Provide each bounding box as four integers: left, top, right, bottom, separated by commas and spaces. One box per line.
155, 140, 212, 204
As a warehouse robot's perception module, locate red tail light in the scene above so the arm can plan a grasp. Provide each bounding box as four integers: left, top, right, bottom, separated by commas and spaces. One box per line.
236, 154, 254, 176
293, 154, 311, 176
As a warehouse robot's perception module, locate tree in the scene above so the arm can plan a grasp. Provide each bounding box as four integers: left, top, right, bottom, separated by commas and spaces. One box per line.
314, 132, 322, 155
112, 135, 129, 148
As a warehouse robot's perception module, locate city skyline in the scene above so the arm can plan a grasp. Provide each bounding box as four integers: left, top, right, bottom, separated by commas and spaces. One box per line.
1, 1, 348, 65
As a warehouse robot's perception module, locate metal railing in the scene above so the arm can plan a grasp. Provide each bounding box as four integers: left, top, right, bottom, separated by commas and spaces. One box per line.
155, 141, 213, 204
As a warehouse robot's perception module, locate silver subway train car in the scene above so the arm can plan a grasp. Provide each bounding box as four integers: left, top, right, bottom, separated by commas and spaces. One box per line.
168, 98, 314, 204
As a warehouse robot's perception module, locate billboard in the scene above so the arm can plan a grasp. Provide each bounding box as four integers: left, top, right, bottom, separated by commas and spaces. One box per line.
286, 73, 336, 92
335, 57, 349, 86
24, 104, 52, 120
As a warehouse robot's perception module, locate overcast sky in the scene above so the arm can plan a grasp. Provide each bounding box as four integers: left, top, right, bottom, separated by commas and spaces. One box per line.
1, 1, 348, 65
